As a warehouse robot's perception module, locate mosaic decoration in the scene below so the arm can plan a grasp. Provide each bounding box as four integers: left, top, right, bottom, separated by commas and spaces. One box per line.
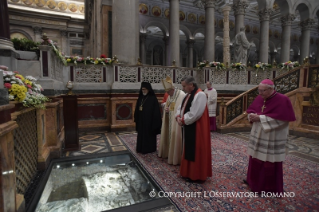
58, 2, 67, 11
22, 0, 33, 5
226, 97, 243, 123
187, 13, 196, 23
252, 26, 258, 34
152, 6, 161, 17
229, 20, 234, 29
118, 66, 138, 83
14, 110, 38, 194
199, 15, 205, 24
35, 0, 45, 7
47, 0, 57, 9
308, 67, 319, 88
68, 3, 77, 12
179, 11, 185, 21
274, 69, 300, 94
164, 9, 169, 18
79, 5, 84, 13
139, 3, 148, 15
274, 30, 280, 39
218, 19, 224, 28
74, 65, 103, 83
245, 25, 250, 33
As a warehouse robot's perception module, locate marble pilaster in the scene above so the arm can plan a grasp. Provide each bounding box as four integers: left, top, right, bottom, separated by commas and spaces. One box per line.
258, 8, 273, 63
140, 33, 147, 64
186, 39, 195, 68
232, 0, 248, 34
203, 0, 216, 62
60, 31, 68, 55
280, 14, 295, 63
222, 6, 231, 67
168, 0, 180, 66
33, 26, 43, 43
112, 0, 139, 64
300, 19, 315, 63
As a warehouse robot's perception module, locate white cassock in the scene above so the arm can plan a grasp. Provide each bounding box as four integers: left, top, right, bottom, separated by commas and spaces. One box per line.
204, 88, 217, 117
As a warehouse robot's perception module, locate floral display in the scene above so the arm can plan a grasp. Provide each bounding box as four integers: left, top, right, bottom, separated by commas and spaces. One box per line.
254, 62, 272, 70
44, 39, 67, 65
197, 61, 226, 70
278, 61, 300, 70
65, 55, 114, 66
3, 70, 50, 109
231, 62, 246, 70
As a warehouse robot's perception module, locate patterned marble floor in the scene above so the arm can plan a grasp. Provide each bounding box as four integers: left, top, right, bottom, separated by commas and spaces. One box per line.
227, 132, 319, 163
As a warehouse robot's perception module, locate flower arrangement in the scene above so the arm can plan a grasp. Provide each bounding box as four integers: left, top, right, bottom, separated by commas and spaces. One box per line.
3, 70, 50, 109
43, 38, 67, 65
65, 55, 114, 66
231, 62, 246, 70
278, 61, 300, 70
254, 62, 272, 71
197, 60, 208, 69
209, 61, 226, 70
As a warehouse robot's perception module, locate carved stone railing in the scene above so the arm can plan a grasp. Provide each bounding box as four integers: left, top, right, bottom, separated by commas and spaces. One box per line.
218, 65, 319, 132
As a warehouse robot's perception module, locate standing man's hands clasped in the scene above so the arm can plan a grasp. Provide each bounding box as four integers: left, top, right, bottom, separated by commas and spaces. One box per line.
176, 117, 183, 126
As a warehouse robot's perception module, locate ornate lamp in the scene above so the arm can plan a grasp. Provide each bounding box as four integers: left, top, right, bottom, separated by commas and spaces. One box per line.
66, 81, 74, 95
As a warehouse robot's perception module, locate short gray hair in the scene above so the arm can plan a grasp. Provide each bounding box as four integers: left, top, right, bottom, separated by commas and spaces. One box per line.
182, 76, 197, 87
206, 81, 212, 85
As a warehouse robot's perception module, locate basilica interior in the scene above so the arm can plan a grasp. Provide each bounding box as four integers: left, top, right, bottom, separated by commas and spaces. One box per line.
0, 0, 319, 211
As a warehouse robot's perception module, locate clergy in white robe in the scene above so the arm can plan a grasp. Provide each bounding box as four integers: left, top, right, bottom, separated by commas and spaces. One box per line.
158, 76, 186, 165
245, 79, 296, 194
175, 76, 212, 181
204, 81, 217, 131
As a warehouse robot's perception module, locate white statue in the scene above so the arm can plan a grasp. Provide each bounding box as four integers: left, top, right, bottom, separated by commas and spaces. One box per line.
234, 27, 251, 64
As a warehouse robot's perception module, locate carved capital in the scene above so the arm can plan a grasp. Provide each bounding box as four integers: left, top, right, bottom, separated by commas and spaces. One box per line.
232, 1, 248, 16
300, 18, 315, 31
258, 8, 274, 22
186, 39, 195, 48
33, 26, 42, 35
281, 14, 296, 27
202, 0, 215, 9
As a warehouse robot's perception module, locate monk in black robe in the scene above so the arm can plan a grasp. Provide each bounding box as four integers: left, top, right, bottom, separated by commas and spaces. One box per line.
134, 82, 162, 154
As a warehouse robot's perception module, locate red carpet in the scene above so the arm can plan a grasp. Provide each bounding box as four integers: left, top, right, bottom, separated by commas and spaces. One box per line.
118, 132, 319, 211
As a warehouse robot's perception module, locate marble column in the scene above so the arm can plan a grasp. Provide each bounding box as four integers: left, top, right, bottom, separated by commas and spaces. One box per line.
186, 39, 195, 68
280, 14, 295, 63
163, 36, 169, 66
258, 8, 273, 63
168, 0, 180, 66
60, 31, 68, 55
112, 0, 139, 64
300, 19, 315, 63
140, 33, 147, 64
222, 6, 231, 67
0, 0, 14, 51
33, 26, 43, 43
232, 0, 248, 35
204, 0, 215, 62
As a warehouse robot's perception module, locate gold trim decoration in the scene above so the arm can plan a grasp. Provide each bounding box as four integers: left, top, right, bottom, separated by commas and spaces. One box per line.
58, 2, 67, 11
188, 13, 196, 23
22, 0, 33, 5
179, 11, 185, 21
35, 0, 45, 7
139, 3, 148, 15
199, 15, 205, 24
79, 5, 84, 13
69, 3, 77, 12
47, 0, 56, 9
152, 6, 161, 17
164, 9, 169, 18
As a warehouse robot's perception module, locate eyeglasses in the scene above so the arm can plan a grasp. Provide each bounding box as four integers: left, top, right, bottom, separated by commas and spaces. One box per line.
258, 88, 270, 93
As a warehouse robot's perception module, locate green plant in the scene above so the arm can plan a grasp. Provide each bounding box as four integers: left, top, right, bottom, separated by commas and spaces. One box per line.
11, 38, 41, 59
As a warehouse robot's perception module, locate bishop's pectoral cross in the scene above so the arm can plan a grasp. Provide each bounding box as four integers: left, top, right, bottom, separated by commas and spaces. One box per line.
261, 100, 266, 112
